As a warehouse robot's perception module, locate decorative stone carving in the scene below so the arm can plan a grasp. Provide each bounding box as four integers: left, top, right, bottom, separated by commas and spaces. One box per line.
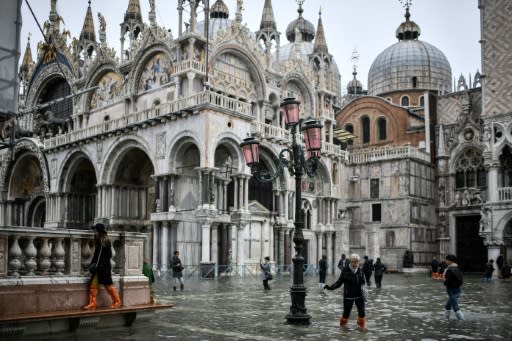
454, 187, 485, 207
156, 132, 166, 159
480, 207, 491, 233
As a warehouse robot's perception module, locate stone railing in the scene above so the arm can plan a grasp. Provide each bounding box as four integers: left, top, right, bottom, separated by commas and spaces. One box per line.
498, 187, 512, 201
250, 122, 348, 160
43, 91, 252, 149
174, 59, 206, 74
348, 145, 431, 164
0, 227, 146, 278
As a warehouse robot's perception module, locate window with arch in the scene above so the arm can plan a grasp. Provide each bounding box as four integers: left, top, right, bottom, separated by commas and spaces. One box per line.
345, 124, 354, 146
361, 116, 370, 144
386, 97, 392, 103
419, 95, 425, 107
401, 96, 410, 107
412, 77, 418, 88
377, 117, 387, 141
499, 145, 512, 187
455, 149, 486, 189
38, 77, 72, 119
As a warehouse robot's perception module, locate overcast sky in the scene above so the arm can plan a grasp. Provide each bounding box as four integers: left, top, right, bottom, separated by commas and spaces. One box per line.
20, 0, 481, 90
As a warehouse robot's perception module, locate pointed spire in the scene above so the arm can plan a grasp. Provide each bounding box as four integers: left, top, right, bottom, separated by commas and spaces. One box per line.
20, 34, 33, 74
313, 8, 328, 54
124, 0, 142, 22
260, 0, 277, 31
80, 1, 96, 42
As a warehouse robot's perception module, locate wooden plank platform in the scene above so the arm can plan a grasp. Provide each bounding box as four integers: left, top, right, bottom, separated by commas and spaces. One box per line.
0, 303, 174, 324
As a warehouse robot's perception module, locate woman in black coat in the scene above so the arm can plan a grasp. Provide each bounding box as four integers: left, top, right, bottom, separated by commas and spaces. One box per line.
83, 223, 121, 309
324, 253, 368, 331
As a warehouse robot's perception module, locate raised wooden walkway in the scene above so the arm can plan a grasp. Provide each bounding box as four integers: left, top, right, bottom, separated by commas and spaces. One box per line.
0, 303, 173, 323
0, 303, 174, 337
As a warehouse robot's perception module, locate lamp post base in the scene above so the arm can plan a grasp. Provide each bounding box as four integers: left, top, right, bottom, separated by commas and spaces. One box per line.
285, 313, 311, 325
285, 286, 311, 325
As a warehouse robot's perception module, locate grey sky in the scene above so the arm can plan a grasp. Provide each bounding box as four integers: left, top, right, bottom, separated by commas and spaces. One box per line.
20, 0, 481, 91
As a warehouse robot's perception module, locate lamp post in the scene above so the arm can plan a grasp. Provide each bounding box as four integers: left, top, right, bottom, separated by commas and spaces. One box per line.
240, 97, 322, 324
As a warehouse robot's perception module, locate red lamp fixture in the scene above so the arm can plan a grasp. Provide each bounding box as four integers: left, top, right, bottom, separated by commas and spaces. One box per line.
302, 118, 322, 158
281, 97, 300, 127
240, 136, 260, 168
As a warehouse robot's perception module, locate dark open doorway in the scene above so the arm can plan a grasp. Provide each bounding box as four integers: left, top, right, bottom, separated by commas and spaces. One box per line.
456, 215, 487, 272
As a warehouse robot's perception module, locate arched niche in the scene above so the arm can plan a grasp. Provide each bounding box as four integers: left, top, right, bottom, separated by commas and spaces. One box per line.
59, 153, 98, 228
8, 154, 44, 200
89, 71, 124, 110
137, 52, 174, 92
172, 138, 201, 210
111, 147, 155, 221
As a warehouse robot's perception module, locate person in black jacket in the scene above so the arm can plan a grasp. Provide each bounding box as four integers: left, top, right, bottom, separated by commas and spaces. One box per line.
171, 251, 184, 291
319, 255, 327, 289
337, 254, 347, 271
362, 256, 374, 286
324, 253, 368, 331
443, 254, 464, 320
373, 258, 387, 288
84, 223, 121, 310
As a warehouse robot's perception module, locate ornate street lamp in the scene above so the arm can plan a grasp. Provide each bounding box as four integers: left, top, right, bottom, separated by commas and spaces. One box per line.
240, 97, 322, 324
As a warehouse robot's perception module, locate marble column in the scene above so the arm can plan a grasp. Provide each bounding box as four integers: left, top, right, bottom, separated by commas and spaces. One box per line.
152, 222, 160, 270
237, 224, 245, 274
487, 164, 499, 202
326, 232, 333, 274
161, 222, 169, 271
201, 222, 211, 262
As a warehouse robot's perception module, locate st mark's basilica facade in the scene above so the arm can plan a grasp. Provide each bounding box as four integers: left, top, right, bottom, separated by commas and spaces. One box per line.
1, 0, 512, 315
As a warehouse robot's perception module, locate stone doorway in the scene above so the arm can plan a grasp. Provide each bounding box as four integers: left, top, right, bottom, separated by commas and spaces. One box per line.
456, 215, 487, 272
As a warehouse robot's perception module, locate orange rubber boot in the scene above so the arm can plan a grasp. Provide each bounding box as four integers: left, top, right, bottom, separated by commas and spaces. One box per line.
340, 317, 349, 328
357, 317, 367, 332
83, 286, 97, 310
105, 285, 122, 308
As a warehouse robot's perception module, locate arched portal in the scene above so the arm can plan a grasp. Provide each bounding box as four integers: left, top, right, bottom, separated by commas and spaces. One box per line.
111, 148, 155, 226
8, 154, 44, 226
63, 158, 97, 228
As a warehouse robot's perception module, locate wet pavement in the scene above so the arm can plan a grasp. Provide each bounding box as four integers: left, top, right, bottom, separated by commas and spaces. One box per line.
28, 272, 512, 340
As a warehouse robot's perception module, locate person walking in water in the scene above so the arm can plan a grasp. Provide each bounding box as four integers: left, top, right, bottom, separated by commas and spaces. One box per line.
319, 255, 328, 289
324, 253, 368, 331
362, 256, 374, 287
84, 223, 121, 310
260, 256, 272, 290
443, 254, 464, 320
373, 258, 387, 288
171, 251, 184, 291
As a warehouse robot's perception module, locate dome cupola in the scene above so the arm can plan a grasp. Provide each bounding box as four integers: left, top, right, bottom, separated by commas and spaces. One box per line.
367, 7, 452, 96
285, 0, 315, 43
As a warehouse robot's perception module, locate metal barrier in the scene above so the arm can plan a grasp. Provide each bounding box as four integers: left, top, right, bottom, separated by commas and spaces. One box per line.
157, 263, 322, 281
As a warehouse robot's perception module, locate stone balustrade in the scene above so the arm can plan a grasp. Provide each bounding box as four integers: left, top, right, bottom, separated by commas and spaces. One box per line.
43, 91, 252, 149
498, 187, 512, 201
0, 227, 146, 278
174, 59, 206, 74
250, 121, 348, 160
348, 144, 431, 164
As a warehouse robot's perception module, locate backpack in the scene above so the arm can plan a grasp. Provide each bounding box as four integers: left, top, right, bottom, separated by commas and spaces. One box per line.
451, 268, 463, 287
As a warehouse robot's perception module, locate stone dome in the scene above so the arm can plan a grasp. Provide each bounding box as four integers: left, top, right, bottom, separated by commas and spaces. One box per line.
285, 5, 315, 42
347, 72, 363, 95
276, 42, 340, 75
367, 8, 452, 96
210, 0, 229, 19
